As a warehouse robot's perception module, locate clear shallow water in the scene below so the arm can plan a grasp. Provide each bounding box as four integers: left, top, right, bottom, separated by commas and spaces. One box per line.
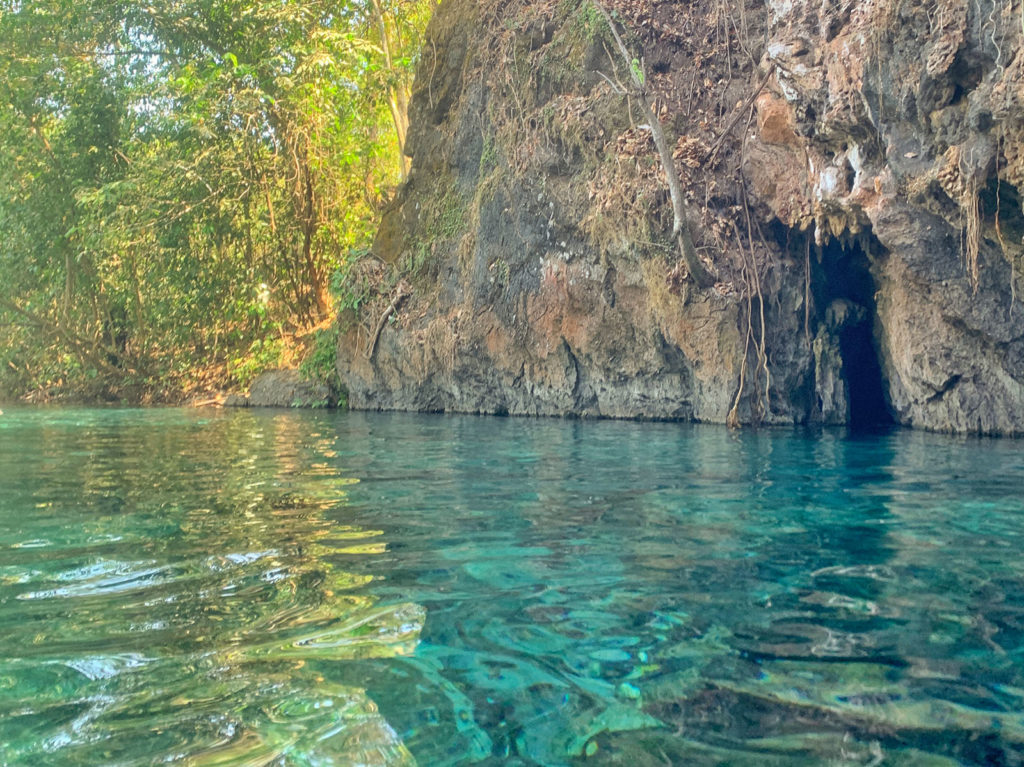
1, 409, 1024, 766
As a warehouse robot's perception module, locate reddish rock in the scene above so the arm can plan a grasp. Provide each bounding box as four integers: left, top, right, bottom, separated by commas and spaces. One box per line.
337, 0, 1024, 435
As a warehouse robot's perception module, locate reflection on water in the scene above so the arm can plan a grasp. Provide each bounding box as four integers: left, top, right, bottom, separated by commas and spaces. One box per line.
2, 409, 1024, 765
0, 409, 419, 766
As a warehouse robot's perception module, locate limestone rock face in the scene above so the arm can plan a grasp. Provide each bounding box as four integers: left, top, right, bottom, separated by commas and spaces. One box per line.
747, 0, 1024, 435
338, 0, 1024, 435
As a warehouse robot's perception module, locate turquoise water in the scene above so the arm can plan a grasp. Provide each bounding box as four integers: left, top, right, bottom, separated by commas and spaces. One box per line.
1, 409, 1023, 765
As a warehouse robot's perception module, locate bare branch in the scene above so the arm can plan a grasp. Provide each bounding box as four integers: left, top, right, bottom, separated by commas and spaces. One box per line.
707, 64, 775, 165
592, 2, 716, 289
365, 283, 409, 360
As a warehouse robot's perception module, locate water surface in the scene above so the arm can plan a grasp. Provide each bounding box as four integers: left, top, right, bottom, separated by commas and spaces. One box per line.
1, 408, 1023, 765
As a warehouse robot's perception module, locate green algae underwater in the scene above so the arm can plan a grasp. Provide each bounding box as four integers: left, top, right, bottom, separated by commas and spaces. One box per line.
1, 407, 1023, 765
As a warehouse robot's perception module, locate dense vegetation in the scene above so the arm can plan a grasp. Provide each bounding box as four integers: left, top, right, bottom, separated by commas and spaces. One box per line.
0, 0, 431, 402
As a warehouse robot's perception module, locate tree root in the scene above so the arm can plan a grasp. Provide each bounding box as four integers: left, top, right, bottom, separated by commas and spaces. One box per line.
364, 284, 409, 360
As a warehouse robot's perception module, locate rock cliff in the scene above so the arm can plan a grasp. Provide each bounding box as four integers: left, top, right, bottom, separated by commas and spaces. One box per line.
337, 0, 1024, 435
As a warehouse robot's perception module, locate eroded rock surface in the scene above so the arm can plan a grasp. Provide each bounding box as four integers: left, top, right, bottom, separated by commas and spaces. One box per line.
338, 0, 1024, 435
229, 370, 335, 408
752, 0, 1024, 434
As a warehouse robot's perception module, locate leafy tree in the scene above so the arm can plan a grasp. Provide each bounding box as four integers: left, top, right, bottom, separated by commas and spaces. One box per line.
0, 0, 430, 400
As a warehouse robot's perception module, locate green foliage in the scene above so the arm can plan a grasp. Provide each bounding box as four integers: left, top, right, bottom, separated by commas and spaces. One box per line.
399, 188, 465, 279
630, 58, 645, 86
437, 192, 467, 238
403, 241, 432, 277
229, 337, 285, 389
479, 133, 498, 175
0, 0, 433, 401
562, 0, 605, 43
330, 254, 376, 315
299, 325, 341, 402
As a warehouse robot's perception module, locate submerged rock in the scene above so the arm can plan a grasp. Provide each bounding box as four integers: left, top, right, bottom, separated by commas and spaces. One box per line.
338, 0, 1024, 435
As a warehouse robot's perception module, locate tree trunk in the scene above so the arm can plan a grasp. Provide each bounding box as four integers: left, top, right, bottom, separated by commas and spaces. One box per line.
370, 0, 412, 181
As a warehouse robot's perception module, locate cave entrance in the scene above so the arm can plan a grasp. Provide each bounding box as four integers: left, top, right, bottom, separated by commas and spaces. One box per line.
812, 233, 894, 430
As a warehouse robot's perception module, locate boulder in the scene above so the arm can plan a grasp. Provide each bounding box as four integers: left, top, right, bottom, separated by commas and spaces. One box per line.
245, 370, 335, 408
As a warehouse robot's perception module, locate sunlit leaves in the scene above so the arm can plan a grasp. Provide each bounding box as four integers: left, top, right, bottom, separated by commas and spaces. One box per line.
0, 0, 433, 399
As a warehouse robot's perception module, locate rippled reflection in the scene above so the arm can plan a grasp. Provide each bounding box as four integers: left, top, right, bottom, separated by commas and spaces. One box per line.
3, 409, 1024, 765
0, 408, 420, 766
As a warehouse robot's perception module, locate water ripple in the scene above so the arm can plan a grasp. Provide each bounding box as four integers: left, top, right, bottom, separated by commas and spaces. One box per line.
0, 408, 422, 766
3, 408, 1024, 765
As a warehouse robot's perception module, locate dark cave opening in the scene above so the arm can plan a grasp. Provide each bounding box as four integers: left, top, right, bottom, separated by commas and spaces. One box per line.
838, 309, 892, 429
812, 233, 894, 429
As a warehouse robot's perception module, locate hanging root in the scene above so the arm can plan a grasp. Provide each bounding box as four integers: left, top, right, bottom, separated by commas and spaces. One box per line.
744, 194, 771, 415
938, 144, 983, 294
727, 212, 771, 427
593, 1, 717, 289
964, 175, 981, 294
804, 237, 812, 342
993, 126, 1015, 314
727, 285, 753, 429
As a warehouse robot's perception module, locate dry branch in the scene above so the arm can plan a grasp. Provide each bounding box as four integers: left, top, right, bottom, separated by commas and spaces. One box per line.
0, 297, 122, 377
707, 64, 775, 165
594, 2, 716, 289
365, 284, 409, 360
